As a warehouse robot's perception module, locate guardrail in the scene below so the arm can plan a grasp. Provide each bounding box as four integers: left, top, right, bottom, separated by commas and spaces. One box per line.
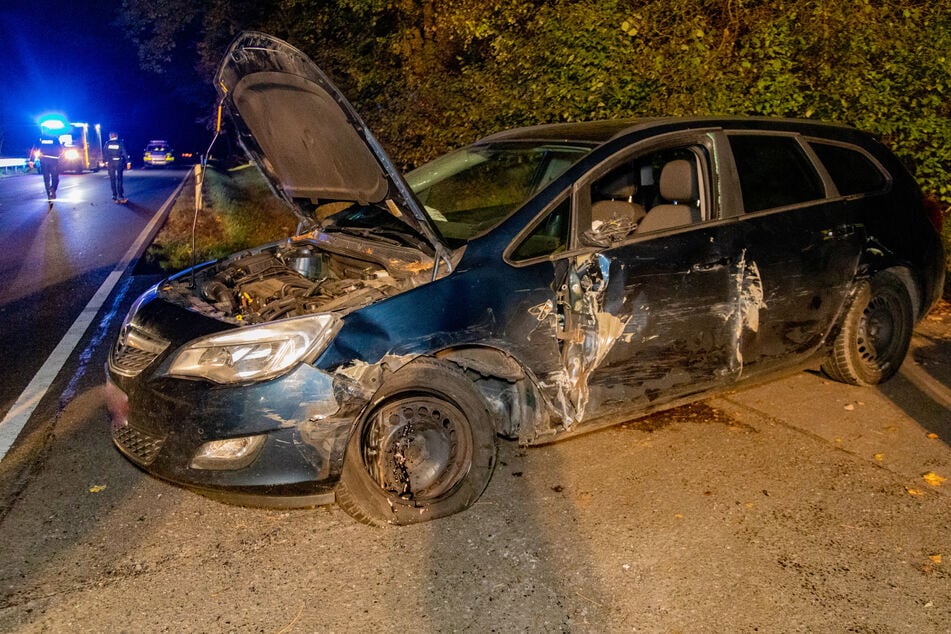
0, 158, 28, 174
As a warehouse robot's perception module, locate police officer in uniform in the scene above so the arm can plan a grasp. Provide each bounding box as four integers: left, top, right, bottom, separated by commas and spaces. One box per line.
37, 135, 63, 199
103, 131, 128, 203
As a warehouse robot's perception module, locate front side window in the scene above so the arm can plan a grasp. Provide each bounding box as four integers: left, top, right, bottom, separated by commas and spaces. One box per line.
809, 141, 887, 196
584, 144, 709, 243
406, 143, 591, 246
729, 135, 825, 213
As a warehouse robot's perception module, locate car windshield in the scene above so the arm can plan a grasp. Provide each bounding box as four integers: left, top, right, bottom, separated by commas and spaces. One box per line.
405, 142, 592, 244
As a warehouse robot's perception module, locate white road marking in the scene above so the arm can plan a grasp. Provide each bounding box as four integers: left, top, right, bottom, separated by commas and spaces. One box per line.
902, 335, 951, 411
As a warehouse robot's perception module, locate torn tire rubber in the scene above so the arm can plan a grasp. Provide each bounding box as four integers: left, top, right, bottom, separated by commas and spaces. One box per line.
821, 270, 913, 386
335, 358, 497, 526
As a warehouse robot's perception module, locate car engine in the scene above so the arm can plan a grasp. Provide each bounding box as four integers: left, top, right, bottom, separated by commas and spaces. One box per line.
158, 239, 409, 324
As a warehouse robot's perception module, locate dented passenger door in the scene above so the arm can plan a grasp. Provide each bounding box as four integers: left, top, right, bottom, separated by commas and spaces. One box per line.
564, 224, 743, 427
547, 135, 747, 429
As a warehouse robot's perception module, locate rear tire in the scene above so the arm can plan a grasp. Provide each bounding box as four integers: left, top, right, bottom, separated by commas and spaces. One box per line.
336, 359, 497, 526
821, 271, 913, 386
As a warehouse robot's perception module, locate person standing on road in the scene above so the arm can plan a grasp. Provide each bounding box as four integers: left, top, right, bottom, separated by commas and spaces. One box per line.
37, 135, 62, 200
103, 131, 129, 203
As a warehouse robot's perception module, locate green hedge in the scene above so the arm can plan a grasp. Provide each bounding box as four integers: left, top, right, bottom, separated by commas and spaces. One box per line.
125, 0, 951, 249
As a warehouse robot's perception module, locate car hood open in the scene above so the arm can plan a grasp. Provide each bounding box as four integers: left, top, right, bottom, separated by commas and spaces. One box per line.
214, 31, 448, 257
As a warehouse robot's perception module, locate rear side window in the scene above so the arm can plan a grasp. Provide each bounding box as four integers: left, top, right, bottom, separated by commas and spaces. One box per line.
809, 142, 887, 196
729, 135, 825, 213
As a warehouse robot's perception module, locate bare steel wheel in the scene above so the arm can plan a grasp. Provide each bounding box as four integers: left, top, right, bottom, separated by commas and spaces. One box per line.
363, 395, 474, 501
336, 359, 497, 526
822, 270, 914, 386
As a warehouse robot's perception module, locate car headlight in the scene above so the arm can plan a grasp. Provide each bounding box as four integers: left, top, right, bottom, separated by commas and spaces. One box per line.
167, 313, 340, 384
64, 148, 80, 160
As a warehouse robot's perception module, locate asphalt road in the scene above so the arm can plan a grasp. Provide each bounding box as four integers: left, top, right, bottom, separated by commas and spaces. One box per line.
0, 169, 948, 630
0, 168, 187, 422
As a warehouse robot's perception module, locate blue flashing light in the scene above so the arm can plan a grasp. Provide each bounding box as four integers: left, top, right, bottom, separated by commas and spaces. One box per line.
38, 113, 69, 132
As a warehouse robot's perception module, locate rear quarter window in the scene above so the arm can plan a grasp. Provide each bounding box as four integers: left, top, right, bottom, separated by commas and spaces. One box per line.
808, 141, 888, 196
729, 134, 825, 213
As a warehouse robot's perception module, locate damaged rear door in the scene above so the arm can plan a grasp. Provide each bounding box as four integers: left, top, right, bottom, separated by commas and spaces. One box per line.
724, 132, 867, 375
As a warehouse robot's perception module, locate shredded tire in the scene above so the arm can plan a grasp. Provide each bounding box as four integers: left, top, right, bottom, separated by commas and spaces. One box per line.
336, 358, 497, 526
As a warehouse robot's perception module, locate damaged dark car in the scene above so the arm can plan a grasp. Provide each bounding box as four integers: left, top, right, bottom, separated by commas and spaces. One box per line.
105, 32, 945, 526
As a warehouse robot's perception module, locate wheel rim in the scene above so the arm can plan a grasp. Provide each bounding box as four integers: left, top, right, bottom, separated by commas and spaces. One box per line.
362, 395, 473, 502
856, 292, 900, 369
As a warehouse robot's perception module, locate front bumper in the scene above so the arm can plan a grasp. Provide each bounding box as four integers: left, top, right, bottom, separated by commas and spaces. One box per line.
105, 362, 363, 506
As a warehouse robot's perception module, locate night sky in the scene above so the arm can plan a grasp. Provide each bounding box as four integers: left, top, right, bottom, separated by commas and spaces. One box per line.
0, 1, 209, 159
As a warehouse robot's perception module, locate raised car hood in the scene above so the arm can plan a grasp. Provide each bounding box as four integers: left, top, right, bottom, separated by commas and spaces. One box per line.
214, 31, 448, 256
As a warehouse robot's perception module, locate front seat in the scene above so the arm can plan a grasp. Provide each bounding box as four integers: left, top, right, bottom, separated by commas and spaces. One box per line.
635, 159, 701, 233
591, 169, 646, 226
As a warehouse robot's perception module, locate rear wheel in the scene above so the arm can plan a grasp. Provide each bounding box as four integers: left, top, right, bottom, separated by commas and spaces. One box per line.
336, 359, 497, 526
821, 270, 913, 386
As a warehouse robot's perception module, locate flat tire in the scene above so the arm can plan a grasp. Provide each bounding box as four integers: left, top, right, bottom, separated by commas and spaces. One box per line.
336, 359, 497, 526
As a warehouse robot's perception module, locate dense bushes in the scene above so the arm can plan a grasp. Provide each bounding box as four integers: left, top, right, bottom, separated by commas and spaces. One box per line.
123, 0, 950, 209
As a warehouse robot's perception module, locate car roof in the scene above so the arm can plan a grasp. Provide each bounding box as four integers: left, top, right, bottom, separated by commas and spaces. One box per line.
478, 116, 864, 146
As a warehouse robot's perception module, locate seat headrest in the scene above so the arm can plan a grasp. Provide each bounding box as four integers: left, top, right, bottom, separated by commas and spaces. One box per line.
597, 169, 638, 200
659, 160, 698, 203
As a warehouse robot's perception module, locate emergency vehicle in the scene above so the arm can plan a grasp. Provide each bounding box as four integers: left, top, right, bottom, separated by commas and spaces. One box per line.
143, 140, 175, 167
32, 117, 104, 173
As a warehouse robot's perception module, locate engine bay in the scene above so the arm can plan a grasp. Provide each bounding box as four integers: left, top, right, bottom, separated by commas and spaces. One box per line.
158, 238, 418, 324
